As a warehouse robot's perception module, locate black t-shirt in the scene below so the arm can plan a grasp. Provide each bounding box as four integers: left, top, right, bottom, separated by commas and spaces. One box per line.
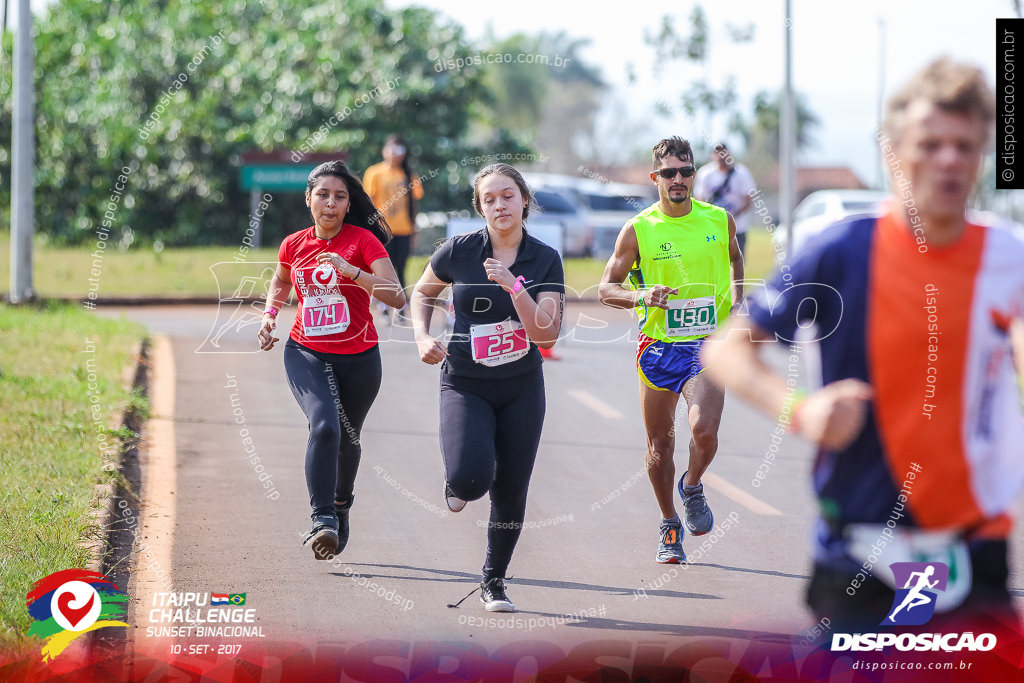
430, 227, 565, 378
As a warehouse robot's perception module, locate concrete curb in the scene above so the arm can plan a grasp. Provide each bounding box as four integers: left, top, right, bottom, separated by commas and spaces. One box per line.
84, 337, 151, 655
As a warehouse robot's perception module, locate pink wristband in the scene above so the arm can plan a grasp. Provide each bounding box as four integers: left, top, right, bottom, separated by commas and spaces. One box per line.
264, 306, 279, 318
512, 275, 527, 292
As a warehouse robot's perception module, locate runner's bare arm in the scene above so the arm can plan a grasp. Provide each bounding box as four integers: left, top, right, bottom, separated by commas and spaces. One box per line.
314, 253, 405, 310
727, 213, 744, 305
258, 263, 293, 351
480, 258, 563, 348
598, 222, 676, 309
510, 290, 563, 349
365, 256, 406, 309
411, 263, 449, 364
702, 316, 873, 451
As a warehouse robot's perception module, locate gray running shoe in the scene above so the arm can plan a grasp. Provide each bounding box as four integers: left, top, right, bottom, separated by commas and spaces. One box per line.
656, 520, 686, 564
679, 474, 714, 536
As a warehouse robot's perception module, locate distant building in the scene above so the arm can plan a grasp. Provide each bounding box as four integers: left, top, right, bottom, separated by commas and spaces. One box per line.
763, 166, 869, 204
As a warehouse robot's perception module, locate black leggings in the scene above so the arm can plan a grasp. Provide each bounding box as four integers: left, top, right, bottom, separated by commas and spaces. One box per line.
386, 234, 412, 292
284, 339, 382, 521
439, 366, 545, 580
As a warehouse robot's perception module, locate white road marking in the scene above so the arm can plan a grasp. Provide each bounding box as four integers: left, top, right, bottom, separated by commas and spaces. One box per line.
702, 470, 783, 516
568, 389, 625, 420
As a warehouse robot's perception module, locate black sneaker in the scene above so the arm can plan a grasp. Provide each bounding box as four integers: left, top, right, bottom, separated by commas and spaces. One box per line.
303, 515, 339, 561
444, 483, 466, 513
334, 496, 354, 555
480, 577, 515, 612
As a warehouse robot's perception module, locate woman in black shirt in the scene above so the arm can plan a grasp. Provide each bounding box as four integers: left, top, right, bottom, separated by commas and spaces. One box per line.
410, 163, 564, 612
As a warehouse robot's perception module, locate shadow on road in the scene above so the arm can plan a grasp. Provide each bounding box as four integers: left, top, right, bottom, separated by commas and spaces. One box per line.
697, 562, 810, 582
334, 562, 722, 601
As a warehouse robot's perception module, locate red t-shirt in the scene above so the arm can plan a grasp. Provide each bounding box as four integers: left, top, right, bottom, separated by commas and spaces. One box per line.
277, 224, 389, 354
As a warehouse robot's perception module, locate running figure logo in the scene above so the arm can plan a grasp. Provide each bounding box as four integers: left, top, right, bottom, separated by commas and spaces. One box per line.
883, 562, 949, 626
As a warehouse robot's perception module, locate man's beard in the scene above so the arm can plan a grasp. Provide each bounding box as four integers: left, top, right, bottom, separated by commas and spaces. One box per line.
667, 188, 688, 204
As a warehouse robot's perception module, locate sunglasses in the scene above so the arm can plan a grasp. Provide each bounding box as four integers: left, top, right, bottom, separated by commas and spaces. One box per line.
656, 166, 696, 180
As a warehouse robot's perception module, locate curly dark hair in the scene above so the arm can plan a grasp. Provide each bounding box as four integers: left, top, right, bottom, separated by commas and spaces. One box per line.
306, 160, 392, 245
652, 136, 693, 168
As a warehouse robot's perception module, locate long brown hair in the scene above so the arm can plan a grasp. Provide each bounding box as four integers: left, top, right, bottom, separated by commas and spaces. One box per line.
471, 163, 536, 223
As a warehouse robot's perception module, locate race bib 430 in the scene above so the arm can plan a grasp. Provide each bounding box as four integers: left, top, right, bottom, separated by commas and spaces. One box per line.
666, 296, 717, 337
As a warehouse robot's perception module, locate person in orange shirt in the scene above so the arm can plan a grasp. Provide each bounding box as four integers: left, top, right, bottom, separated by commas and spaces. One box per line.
363, 135, 424, 314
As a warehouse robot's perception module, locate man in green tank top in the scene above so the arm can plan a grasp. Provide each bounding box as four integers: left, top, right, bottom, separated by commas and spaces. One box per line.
599, 136, 744, 564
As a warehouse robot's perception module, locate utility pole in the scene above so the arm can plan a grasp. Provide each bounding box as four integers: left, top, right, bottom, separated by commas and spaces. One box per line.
9, 0, 34, 303
781, 0, 795, 255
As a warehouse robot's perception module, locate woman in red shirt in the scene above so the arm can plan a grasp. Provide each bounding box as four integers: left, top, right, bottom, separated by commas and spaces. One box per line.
258, 160, 405, 560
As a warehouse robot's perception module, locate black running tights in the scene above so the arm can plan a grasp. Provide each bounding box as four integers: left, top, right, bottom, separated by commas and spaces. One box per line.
439, 366, 545, 580
284, 339, 382, 521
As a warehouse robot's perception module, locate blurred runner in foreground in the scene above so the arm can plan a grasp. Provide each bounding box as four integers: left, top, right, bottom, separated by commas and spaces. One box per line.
702, 58, 1024, 633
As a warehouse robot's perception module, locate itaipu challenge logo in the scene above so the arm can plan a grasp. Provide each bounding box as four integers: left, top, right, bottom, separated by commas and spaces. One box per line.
26, 569, 129, 661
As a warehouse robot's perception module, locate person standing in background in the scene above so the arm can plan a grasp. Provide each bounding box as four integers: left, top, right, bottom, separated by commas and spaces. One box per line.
364, 134, 424, 316
693, 142, 756, 256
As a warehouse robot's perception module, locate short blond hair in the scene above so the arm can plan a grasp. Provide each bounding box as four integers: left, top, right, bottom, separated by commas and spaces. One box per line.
883, 57, 995, 143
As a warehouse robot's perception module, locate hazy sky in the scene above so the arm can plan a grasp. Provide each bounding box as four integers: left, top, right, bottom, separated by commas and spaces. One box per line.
10, 0, 1011, 187
389, 0, 1009, 187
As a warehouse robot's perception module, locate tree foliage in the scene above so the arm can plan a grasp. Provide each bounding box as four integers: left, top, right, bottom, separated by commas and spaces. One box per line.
0, 0, 498, 246
732, 90, 820, 179
646, 5, 753, 155
476, 30, 606, 172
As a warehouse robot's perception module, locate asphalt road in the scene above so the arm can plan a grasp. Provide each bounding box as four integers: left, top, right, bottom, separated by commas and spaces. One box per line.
98, 302, 1024, 663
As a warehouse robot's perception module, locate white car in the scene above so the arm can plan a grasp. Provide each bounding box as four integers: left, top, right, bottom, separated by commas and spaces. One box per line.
523, 173, 655, 258
530, 188, 593, 257
571, 179, 655, 259
785, 189, 890, 256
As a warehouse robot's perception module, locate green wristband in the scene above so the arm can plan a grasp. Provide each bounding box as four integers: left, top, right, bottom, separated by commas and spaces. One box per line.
783, 387, 809, 432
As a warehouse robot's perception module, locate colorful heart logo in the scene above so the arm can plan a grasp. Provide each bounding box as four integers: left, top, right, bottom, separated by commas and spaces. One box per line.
313, 264, 336, 287
56, 591, 95, 629
49, 581, 101, 632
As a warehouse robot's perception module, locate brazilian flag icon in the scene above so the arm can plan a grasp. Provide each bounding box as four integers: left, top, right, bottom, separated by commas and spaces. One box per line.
228, 593, 246, 605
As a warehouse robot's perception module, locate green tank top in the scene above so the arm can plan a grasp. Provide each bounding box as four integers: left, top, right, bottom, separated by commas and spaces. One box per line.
627, 200, 732, 342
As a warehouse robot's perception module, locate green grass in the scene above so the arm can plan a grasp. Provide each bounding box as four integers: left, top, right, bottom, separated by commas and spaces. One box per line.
0, 228, 775, 299
0, 302, 146, 648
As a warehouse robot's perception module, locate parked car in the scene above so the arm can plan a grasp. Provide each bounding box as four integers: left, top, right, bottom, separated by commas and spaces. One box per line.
785, 189, 890, 256
529, 186, 592, 257
571, 179, 656, 259
523, 173, 656, 259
